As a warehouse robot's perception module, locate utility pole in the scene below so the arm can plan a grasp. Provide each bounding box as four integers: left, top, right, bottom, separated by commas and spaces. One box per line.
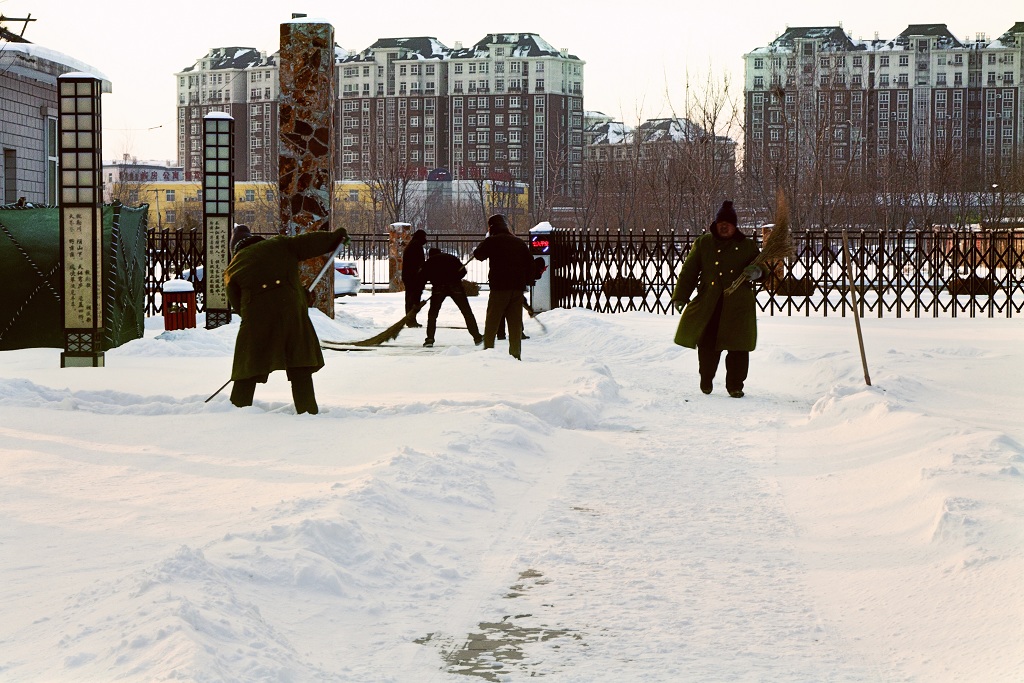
0, 14, 37, 37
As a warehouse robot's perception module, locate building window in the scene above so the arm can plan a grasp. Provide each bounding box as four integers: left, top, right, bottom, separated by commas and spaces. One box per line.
45, 117, 58, 205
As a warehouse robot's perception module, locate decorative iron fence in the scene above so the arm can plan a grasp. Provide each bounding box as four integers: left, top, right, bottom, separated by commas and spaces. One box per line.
548, 229, 1024, 318
146, 228, 1024, 318
146, 228, 204, 315
144, 230, 485, 316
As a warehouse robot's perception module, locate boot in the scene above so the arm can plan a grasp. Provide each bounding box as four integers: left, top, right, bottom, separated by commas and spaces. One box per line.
230, 378, 257, 407
290, 373, 319, 414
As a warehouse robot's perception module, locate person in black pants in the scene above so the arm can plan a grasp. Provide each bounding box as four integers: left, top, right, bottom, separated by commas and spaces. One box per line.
473, 214, 534, 360
224, 224, 349, 414
420, 248, 483, 347
402, 229, 427, 327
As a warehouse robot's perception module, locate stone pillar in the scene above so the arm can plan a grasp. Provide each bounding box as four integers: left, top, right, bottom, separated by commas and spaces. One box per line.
203, 113, 233, 328
279, 18, 336, 316
388, 222, 413, 292
58, 73, 105, 367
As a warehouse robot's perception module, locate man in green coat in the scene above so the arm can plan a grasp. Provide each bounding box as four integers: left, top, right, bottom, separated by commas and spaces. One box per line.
671, 201, 763, 398
224, 225, 348, 414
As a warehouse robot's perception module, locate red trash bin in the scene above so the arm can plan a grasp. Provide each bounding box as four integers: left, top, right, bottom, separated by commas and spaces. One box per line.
163, 279, 197, 330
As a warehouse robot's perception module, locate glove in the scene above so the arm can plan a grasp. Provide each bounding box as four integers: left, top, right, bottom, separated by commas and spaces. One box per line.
743, 265, 762, 280
673, 300, 687, 313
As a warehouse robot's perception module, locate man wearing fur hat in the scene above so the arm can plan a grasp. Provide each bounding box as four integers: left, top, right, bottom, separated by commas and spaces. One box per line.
670, 201, 764, 398
473, 213, 533, 360
224, 224, 348, 414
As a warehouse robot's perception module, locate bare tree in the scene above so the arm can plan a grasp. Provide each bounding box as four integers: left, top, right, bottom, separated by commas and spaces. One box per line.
364, 132, 416, 228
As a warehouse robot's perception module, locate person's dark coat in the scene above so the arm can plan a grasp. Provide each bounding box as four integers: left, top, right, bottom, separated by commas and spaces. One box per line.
421, 250, 467, 286
473, 225, 532, 290
402, 230, 427, 287
671, 229, 760, 351
224, 228, 347, 381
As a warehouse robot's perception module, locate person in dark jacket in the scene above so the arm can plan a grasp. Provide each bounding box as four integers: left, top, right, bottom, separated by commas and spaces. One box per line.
224, 224, 348, 414
420, 248, 483, 348
402, 229, 427, 327
670, 201, 763, 398
473, 214, 533, 360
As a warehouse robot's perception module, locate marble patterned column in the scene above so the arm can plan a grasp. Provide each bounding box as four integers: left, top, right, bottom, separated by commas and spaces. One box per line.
388, 222, 413, 293
279, 18, 336, 316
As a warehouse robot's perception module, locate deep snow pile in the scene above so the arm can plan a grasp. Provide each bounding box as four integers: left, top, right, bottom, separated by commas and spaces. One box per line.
0, 293, 1021, 682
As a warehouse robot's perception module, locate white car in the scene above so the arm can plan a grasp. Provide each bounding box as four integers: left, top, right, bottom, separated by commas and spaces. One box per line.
334, 259, 361, 296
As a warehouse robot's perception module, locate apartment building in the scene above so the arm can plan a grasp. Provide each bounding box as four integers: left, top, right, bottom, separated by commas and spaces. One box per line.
743, 22, 1024, 188
175, 47, 283, 183
176, 32, 585, 206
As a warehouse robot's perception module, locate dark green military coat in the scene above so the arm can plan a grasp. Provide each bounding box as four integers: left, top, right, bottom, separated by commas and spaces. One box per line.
671, 231, 760, 351
224, 229, 346, 381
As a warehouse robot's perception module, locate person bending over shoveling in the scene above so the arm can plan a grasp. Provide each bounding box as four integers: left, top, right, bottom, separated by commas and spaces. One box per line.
420, 247, 483, 348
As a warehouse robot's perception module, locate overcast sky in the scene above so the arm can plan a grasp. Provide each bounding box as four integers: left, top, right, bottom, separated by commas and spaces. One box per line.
3, 0, 1016, 163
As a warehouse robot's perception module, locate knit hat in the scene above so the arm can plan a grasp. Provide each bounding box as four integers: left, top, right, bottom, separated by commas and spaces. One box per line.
714, 201, 737, 226
428, 247, 442, 257
229, 225, 263, 255
487, 213, 510, 234
411, 229, 427, 244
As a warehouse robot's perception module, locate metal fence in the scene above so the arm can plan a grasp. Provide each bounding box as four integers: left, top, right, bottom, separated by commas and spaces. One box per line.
145, 228, 1024, 318
549, 229, 1024, 318
144, 230, 485, 315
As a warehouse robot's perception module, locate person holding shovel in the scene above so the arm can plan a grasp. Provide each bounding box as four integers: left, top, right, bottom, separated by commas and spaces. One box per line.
224, 224, 348, 414
671, 201, 764, 398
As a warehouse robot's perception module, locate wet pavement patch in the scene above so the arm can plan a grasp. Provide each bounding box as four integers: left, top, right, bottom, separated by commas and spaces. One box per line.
417, 570, 584, 680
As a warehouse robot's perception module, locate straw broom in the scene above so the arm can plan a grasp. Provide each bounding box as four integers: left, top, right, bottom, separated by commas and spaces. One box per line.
725, 191, 796, 296
346, 298, 429, 346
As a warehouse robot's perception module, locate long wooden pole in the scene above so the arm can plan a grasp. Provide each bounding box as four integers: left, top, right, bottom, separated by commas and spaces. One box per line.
842, 230, 871, 386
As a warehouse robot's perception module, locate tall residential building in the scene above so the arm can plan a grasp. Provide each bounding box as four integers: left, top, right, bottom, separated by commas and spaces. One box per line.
743, 22, 1024, 189
175, 47, 283, 183
175, 33, 585, 205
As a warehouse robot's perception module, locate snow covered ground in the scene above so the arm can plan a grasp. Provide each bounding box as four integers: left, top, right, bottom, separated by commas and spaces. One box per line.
1, 292, 1021, 682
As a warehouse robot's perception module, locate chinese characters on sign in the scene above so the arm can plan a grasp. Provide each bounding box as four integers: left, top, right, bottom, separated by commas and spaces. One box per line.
205, 215, 230, 310
63, 208, 96, 328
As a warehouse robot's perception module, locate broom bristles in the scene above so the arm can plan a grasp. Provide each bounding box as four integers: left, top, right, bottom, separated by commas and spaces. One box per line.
347, 299, 428, 346
725, 191, 795, 295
